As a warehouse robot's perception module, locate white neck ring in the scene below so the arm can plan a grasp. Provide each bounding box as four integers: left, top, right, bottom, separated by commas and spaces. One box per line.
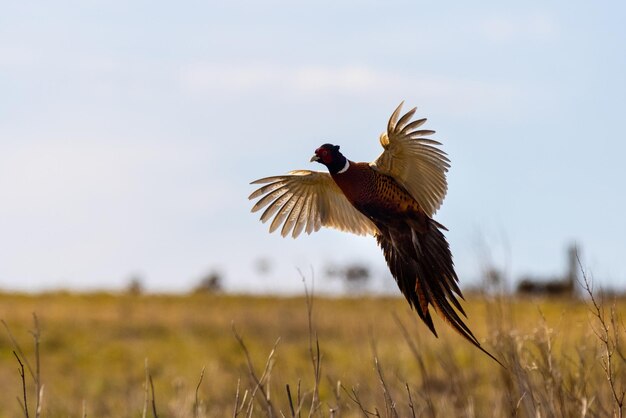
337, 159, 350, 174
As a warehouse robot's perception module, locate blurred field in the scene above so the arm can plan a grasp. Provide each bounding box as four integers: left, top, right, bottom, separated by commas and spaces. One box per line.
0, 290, 624, 417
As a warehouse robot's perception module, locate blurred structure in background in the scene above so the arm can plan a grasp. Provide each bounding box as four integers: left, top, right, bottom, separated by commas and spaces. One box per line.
325, 262, 371, 293
254, 258, 272, 276
126, 274, 145, 296
193, 270, 223, 294
517, 243, 579, 297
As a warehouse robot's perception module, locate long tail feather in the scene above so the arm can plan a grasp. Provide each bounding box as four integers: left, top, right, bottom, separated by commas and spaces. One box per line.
377, 218, 505, 367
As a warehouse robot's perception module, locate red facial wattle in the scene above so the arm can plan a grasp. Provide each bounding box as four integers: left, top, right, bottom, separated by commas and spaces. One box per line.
315, 147, 332, 164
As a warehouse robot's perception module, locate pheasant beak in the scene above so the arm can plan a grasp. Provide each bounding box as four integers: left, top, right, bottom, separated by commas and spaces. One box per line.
310, 154, 320, 162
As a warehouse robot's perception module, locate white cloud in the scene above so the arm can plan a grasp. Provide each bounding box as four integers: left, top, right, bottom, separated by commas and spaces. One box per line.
179, 63, 527, 116
478, 12, 560, 43
0, 135, 238, 290
0, 44, 39, 69
291, 66, 379, 93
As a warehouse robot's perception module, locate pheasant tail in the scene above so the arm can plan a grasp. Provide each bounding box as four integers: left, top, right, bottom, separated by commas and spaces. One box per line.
376, 217, 504, 367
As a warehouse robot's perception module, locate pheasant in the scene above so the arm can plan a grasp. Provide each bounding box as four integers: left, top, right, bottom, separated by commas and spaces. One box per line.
249, 102, 500, 364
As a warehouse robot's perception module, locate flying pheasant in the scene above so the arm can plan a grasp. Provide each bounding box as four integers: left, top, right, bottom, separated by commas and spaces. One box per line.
249, 102, 500, 363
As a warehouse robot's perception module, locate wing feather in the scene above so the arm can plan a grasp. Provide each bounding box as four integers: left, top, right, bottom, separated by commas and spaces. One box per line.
371, 102, 450, 216
260, 190, 291, 223
249, 170, 379, 238
396, 107, 417, 132
400, 118, 427, 134
269, 192, 298, 233
292, 193, 311, 238
251, 186, 289, 213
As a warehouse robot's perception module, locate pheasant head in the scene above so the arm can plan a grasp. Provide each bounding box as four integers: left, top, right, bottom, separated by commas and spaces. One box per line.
310, 143, 348, 174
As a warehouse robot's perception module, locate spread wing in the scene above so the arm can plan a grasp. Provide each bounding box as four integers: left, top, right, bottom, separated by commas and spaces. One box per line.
249, 170, 379, 238
370, 101, 450, 216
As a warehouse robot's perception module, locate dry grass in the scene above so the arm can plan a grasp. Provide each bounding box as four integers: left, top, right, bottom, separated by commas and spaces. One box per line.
0, 281, 624, 417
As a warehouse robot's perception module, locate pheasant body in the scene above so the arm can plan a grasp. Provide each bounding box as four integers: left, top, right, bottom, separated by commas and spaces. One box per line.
331, 161, 423, 221
249, 102, 502, 365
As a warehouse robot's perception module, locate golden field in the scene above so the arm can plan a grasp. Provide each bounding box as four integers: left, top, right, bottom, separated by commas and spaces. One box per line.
0, 289, 624, 417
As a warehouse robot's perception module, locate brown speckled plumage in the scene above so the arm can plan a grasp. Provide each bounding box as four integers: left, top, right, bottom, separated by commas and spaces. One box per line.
332, 161, 422, 218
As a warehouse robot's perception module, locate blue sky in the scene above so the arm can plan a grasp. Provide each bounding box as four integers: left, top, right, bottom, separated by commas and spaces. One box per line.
1, 1, 625, 292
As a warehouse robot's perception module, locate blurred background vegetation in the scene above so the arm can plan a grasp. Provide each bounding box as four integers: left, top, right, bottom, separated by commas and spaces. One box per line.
1, 274, 624, 417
